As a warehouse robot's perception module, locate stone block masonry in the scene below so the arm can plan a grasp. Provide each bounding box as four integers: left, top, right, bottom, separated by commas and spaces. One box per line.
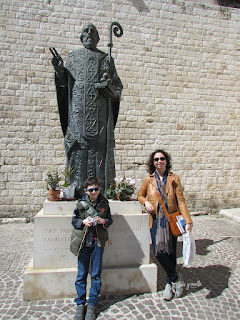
1, 0, 239, 217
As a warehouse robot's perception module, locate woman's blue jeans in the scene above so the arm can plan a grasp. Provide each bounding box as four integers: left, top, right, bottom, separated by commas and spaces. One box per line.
75, 241, 104, 306
150, 219, 178, 284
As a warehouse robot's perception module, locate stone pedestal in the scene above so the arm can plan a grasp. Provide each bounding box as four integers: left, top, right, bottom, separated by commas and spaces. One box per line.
23, 200, 157, 300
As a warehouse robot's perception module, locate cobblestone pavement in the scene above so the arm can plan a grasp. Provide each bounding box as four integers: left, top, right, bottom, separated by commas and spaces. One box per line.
0, 215, 240, 320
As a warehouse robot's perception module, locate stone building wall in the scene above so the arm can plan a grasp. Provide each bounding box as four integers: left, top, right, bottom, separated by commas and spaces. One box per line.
1, 0, 240, 217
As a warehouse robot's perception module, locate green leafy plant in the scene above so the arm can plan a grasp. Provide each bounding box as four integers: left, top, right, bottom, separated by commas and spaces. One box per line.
45, 171, 61, 191
107, 177, 136, 201
61, 166, 75, 187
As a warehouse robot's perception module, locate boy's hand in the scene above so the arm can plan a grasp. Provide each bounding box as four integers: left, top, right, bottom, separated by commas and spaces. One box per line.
83, 216, 93, 227
95, 216, 105, 225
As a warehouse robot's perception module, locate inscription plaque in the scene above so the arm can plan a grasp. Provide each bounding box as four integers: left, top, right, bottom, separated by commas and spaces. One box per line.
33, 202, 149, 269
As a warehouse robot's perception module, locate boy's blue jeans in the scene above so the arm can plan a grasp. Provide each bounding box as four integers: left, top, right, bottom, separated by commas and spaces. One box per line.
75, 241, 104, 306
150, 219, 178, 284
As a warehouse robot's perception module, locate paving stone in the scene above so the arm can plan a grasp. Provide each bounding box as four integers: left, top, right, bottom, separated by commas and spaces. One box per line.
0, 216, 239, 319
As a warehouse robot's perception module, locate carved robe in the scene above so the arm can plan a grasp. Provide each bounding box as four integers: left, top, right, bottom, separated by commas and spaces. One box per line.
55, 47, 122, 196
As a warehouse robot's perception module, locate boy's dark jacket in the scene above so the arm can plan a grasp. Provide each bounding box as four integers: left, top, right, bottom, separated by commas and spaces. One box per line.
70, 193, 112, 256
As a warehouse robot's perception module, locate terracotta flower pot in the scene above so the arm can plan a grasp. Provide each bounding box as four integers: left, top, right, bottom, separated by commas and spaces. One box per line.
48, 190, 60, 201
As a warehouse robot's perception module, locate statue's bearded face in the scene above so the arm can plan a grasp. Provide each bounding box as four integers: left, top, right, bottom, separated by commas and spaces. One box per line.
81, 24, 99, 50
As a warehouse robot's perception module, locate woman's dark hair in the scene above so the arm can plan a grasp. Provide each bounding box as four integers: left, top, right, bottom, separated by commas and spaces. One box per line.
84, 177, 100, 189
146, 149, 172, 174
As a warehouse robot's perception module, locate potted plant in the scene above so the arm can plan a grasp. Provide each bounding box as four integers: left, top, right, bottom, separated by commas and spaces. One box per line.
107, 177, 136, 201
61, 166, 76, 200
45, 171, 61, 201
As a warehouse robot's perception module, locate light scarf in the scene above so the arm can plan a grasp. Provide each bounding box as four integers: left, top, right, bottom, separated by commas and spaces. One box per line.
155, 171, 173, 255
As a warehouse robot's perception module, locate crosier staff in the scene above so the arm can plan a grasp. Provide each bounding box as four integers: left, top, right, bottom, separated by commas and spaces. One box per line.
108, 22, 123, 75
94, 22, 123, 195
104, 22, 123, 195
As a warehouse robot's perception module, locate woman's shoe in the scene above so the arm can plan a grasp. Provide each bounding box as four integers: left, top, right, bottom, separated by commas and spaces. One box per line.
163, 283, 173, 301
172, 281, 183, 298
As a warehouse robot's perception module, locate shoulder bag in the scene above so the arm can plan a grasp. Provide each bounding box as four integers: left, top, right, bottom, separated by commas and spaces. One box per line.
155, 191, 184, 237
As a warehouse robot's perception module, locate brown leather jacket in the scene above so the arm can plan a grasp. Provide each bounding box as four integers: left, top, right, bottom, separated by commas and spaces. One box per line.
137, 172, 192, 229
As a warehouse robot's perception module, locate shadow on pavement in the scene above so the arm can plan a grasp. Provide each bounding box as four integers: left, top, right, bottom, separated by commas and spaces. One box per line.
177, 237, 231, 299
177, 237, 231, 298
194, 237, 231, 256
152, 238, 231, 298
177, 237, 231, 258
97, 293, 136, 314
97, 237, 231, 315
177, 263, 231, 299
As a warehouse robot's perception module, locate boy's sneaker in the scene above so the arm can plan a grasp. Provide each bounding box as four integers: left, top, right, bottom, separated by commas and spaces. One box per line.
172, 281, 183, 298
85, 305, 96, 320
163, 283, 173, 301
74, 304, 85, 320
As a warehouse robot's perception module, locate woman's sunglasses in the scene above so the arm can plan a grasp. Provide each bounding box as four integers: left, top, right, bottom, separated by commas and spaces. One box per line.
154, 157, 166, 162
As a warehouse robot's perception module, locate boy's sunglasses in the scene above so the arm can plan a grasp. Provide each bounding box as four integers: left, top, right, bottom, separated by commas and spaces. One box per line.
86, 187, 100, 193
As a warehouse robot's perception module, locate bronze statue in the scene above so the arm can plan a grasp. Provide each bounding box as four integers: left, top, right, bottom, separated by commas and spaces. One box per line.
50, 23, 123, 197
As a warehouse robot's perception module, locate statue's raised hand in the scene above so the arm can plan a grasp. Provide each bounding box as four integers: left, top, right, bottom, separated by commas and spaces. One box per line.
49, 47, 64, 75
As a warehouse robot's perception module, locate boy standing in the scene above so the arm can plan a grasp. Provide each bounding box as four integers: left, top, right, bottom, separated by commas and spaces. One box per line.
70, 177, 113, 320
